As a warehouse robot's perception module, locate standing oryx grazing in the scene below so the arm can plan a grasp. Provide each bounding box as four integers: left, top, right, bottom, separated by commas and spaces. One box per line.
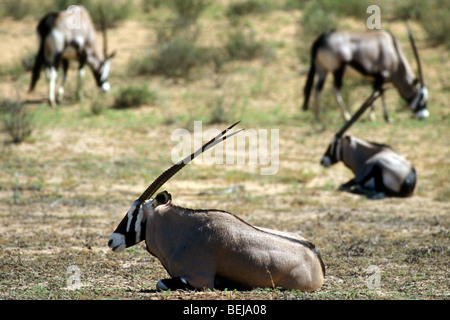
108, 122, 325, 292
302, 25, 428, 122
320, 92, 417, 200
29, 6, 116, 106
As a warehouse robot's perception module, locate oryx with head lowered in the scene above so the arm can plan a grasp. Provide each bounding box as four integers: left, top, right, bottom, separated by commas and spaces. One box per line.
29, 6, 116, 106
108, 122, 325, 292
320, 92, 417, 199
302, 24, 428, 122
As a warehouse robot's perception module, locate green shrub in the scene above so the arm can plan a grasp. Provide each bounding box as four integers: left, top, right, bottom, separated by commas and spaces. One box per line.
226, 0, 274, 18
113, 85, 157, 109
90, 98, 105, 115
419, 0, 450, 48
300, 1, 338, 37
1, 99, 33, 144
225, 29, 265, 61
166, 0, 210, 28
0, 0, 32, 19
153, 36, 201, 79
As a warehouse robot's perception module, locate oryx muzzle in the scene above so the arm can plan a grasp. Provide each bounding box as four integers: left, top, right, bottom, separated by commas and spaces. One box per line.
108, 122, 325, 292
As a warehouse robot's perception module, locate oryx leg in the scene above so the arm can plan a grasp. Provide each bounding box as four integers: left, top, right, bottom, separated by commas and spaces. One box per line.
167, 248, 216, 290
46, 53, 62, 107
313, 69, 327, 122
339, 178, 358, 191
77, 68, 85, 101
332, 65, 351, 121
57, 59, 69, 104
46, 67, 58, 107
349, 164, 387, 199
77, 54, 87, 101
368, 74, 387, 122
381, 91, 391, 123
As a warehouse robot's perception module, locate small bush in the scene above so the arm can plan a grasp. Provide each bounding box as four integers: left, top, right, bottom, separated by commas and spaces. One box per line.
226, 0, 274, 18
1, 99, 33, 144
90, 98, 105, 115
113, 85, 156, 109
132, 36, 203, 80
0, 0, 32, 19
225, 29, 265, 61
392, 0, 429, 20
300, 1, 338, 37
166, 0, 210, 29
419, 0, 450, 48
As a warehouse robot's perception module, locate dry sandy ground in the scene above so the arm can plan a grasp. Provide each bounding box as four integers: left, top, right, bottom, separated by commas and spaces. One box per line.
0, 7, 448, 301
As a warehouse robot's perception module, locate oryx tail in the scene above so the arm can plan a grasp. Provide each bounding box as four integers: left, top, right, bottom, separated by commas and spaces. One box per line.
302, 30, 333, 111
29, 12, 58, 92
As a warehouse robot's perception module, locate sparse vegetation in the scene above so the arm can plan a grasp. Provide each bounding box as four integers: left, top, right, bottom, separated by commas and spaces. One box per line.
1, 98, 33, 144
0, 0, 448, 301
113, 85, 157, 109
225, 28, 265, 61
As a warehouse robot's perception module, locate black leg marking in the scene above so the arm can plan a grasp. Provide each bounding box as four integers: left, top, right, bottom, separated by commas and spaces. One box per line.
333, 64, 346, 90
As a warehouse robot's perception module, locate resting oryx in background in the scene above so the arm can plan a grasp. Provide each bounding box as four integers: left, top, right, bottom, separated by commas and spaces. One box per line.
29, 6, 116, 106
302, 25, 428, 122
320, 93, 417, 199
108, 122, 325, 292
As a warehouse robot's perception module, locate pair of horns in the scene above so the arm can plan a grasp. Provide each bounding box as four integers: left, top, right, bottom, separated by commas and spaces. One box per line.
405, 21, 425, 87
335, 89, 383, 139
136, 122, 243, 203
98, 5, 113, 59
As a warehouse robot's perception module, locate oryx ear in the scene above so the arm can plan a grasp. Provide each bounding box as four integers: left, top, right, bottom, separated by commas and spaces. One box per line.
108, 50, 117, 60
344, 135, 354, 146
155, 191, 172, 205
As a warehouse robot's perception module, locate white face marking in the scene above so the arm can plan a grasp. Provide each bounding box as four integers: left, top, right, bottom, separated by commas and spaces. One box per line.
134, 208, 144, 244
421, 87, 428, 101
108, 233, 126, 252
126, 201, 141, 233
334, 138, 341, 161
415, 108, 429, 119
100, 81, 110, 92
100, 60, 111, 82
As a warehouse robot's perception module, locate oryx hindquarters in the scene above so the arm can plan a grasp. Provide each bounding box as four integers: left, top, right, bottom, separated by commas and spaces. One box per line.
302, 27, 429, 122
321, 135, 417, 199
29, 6, 115, 106
108, 122, 325, 292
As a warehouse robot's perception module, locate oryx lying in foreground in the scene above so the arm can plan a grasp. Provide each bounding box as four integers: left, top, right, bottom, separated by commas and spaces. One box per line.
320, 94, 417, 199
29, 6, 116, 106
108, 122, 325, 291
302, 25, 428, 122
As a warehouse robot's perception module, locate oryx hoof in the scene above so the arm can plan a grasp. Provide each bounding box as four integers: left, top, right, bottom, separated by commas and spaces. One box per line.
367, 192, 386, 200
156, 277, 193, 291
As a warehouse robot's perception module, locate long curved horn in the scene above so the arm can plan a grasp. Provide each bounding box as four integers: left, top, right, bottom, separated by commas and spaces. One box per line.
335, 89, 383, 138
405, 21, 425, 86
137, 121, 243, 202
98, 5, 108, 58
